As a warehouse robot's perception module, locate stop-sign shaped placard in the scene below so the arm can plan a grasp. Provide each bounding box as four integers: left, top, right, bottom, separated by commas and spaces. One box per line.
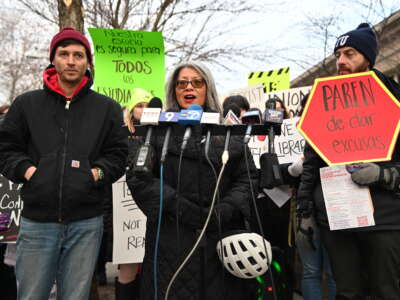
297, 71, 400, 165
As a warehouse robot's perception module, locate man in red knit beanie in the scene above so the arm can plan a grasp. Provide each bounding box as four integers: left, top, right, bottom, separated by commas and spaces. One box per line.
0, 27, 127, 300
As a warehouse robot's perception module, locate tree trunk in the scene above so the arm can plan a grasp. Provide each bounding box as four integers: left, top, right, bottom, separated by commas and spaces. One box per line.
58, 0, 84, 32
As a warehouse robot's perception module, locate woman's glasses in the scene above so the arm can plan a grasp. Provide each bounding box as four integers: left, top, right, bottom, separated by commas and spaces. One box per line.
176, 79, 205, 89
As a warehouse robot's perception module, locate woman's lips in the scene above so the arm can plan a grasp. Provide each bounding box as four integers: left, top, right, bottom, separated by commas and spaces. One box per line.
184, 95, 196, 103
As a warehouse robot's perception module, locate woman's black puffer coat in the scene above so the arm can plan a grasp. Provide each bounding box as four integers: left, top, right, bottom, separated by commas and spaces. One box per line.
126, 128, 258, 300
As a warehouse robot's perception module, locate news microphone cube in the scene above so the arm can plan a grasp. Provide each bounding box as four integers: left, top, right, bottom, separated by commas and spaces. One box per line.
223, 110, 241, 125
201, 112, 220, 125
178, 109, 203, 125
242, 110, 262, 124
140, 108, 162, 125
159, 111, 179, 123
264, 109, 284, 124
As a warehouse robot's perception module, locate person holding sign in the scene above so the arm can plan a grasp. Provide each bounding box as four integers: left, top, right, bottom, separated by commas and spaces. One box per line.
0, 28, 128, 300
127, 61, 258, 300
292, 98, 337, 300
296, 23, 400, 300
0, 106, 18, 300
0, 212, 17, 300
111, 89, 151, 300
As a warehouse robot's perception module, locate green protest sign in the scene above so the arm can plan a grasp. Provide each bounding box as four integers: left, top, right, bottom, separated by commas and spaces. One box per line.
88, 28, 165, 107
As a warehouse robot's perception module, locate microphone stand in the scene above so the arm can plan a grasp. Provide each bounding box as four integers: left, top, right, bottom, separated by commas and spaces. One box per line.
268, 126, 275, 154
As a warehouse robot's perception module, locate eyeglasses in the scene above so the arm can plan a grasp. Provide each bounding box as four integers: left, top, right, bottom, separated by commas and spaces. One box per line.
176, 79, 205, 89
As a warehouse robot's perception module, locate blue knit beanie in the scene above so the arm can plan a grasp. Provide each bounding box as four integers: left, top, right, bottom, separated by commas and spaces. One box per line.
334, 23, 378, 67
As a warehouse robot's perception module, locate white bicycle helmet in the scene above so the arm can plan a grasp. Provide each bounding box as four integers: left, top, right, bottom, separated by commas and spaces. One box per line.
216, 232, 272, 279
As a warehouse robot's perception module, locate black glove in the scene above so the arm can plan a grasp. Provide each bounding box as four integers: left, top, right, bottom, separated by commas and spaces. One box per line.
296, 215, 316, 251
214, 203, 234, 224
350, 163, 391, 186
205, 203, 235, 231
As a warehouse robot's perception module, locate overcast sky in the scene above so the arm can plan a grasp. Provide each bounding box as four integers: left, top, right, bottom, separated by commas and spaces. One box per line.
1, 0, 400, 102
212, 0, 400, 93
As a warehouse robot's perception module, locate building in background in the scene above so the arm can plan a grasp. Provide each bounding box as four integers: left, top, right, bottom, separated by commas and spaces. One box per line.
291, 9, 400, 87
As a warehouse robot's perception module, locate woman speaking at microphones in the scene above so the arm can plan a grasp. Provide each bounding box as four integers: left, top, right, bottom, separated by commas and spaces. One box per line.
126, 61, 259, 300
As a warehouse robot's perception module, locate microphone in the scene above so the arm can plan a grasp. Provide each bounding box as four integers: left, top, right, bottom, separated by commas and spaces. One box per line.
159, 109, 180, 163
223, 104, 241, 126
133, 97, 162, 174
264, 99, 283, 152
242, 109, 262, 144
222, 104, 241, 162
200, 110, 220, 158
259, 99, 283, 188
139, 97, 163, 144
264, 99, 283, 137
178, 104, 203, 151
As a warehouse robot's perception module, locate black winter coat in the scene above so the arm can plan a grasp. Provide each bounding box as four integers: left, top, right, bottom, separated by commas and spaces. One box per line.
0, 68, 128, 223
297, 69, 400, 230
126, 128, 258, 300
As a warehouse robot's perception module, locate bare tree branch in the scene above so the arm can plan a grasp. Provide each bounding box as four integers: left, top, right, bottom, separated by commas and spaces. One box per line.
17, 0, 58, 24
0, 12, 49, 104
152, 0, 174, 32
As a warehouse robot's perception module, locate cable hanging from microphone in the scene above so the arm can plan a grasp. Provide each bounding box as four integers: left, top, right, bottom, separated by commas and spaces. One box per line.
243, 144, 278, 300
153, 163, 165, 300
175, 104, 204, 256
201, 110, 226, 296
165, 106, 241, 300
164, 149, 228, 300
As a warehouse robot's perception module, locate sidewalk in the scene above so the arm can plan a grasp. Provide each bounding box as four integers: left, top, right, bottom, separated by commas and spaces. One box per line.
98, 263, 303, 300
97, 263, 118, 300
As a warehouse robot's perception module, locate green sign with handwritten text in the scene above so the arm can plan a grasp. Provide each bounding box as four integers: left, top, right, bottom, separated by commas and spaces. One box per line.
88, 28, 165, 107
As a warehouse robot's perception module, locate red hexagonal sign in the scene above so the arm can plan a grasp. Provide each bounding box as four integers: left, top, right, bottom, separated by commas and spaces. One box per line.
297, 71, 400, 165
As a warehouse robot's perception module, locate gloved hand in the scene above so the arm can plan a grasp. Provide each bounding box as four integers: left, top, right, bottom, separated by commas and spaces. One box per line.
0, 212, 10, 232
296, 215, 316, 251
167, 201, 235, 231
350, 163, 390, 186
206, 203, 235, 231
214, 203, 234, 224
288, 158, 304, 177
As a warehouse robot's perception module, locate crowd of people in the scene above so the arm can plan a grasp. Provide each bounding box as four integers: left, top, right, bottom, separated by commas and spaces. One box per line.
0, 21, 399, 300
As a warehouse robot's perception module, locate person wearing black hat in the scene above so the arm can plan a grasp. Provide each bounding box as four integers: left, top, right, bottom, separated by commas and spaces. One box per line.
334, 23, 378, 73
0, 27, 128, 300
296, 23, 400, 299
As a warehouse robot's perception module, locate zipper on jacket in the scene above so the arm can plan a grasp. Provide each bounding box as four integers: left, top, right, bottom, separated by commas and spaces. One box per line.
58, 97, 72, 222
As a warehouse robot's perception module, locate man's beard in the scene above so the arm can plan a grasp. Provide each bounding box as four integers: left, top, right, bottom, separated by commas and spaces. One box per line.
338, 61, 370, 75
355, 61, 370, 73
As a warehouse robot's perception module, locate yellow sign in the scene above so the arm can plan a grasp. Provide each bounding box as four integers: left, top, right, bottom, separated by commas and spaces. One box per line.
248, 67, 290, 94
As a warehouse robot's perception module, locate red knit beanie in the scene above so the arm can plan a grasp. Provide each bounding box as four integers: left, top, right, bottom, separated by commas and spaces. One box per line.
49, 27, 92, 65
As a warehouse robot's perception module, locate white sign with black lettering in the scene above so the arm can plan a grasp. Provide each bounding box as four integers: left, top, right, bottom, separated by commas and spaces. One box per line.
0, 175, 23, 243
274, 117, 306, 164
265, 86, 311, 117
220, 83, 265, 109
320, 165, 374, 230
248, 117, 305, 168
112, 175, 147, 264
